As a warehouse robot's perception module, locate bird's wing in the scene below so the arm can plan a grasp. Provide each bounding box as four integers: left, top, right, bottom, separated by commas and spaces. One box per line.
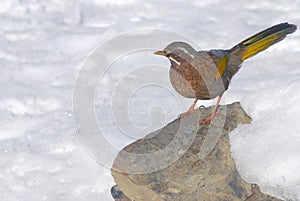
208, 49, 230, 80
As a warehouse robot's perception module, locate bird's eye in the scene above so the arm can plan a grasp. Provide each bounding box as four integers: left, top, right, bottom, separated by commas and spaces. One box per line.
173, 53, 179, 57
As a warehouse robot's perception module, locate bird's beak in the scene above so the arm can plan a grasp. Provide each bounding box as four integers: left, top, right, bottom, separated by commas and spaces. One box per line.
154, 50, 166, 56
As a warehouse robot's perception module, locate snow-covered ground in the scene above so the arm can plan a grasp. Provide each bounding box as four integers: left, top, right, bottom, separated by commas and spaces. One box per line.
0, 0, 299, 200
230, 81, 300, 200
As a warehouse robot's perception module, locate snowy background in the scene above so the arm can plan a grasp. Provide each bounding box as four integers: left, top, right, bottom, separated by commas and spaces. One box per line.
1, 0, 300, 200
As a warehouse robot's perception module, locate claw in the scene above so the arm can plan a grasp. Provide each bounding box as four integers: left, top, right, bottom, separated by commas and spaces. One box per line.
199, 113, 215, 124
180, 99, 199, 117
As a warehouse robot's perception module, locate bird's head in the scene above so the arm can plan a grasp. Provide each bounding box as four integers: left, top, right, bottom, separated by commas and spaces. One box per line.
154, 41, 196, 66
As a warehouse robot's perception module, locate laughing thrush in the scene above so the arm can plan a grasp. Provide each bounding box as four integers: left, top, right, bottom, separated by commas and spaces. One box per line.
154, 22, 297, 124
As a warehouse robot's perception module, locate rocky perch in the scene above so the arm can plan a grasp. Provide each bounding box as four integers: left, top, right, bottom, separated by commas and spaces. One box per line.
111, 102, 282, 201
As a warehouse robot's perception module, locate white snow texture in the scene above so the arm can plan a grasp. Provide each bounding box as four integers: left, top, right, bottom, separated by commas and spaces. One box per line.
230, 81, 300, 200
0, 0, 299, 201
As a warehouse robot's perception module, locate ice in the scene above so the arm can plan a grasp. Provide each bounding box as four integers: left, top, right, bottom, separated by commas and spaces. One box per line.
0, 0, 300, 200
230, 81, 300, 200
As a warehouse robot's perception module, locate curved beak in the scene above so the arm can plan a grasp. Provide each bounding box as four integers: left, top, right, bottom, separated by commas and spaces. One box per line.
154, 50, 166, 56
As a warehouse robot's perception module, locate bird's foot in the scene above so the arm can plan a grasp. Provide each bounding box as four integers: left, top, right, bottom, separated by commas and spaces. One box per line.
199, 109, 218, 125
180, 99, 201, 117
180, 108, 196, 117
199, 115, 213, 124
180, 105, 206, 118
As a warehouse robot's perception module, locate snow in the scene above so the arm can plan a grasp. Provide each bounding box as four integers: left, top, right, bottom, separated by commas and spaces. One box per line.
230, 81, 300, 200
0, 0, 299, 200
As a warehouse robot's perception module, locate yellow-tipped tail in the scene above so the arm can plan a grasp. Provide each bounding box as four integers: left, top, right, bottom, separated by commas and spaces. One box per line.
231, 23, 297, 61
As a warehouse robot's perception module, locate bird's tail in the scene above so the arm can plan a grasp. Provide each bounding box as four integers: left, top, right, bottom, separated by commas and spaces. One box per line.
230, 23, 297, 61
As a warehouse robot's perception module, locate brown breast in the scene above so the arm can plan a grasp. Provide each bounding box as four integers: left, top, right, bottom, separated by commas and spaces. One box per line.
169, 53, 228, 100
169, 60, 211, 100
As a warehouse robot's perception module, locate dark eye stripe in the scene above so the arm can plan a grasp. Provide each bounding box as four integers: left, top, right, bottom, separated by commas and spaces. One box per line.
167, 52, 179, 58
166, 53, 173, 58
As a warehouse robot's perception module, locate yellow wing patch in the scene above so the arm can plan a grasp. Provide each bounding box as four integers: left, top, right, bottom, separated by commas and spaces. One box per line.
241, 34, 281, 60
216, 55, 229, 80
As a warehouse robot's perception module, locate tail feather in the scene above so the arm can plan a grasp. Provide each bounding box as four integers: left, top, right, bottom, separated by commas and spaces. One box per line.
230, 23, 297, 60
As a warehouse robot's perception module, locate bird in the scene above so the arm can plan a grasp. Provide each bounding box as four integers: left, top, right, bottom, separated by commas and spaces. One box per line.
154, 22, 297, 124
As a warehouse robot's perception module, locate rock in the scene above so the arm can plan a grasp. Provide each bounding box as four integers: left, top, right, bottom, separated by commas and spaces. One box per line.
245, 185, 282, 201
111, 102, 282, 201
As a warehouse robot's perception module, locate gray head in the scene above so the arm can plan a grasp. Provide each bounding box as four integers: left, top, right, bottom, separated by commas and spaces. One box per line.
154, 41, 197, 64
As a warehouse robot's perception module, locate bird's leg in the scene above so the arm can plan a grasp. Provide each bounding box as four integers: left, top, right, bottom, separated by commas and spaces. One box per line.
180, 99, 198, 117
200, 95, 223, 124
188, 99, 198, 112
